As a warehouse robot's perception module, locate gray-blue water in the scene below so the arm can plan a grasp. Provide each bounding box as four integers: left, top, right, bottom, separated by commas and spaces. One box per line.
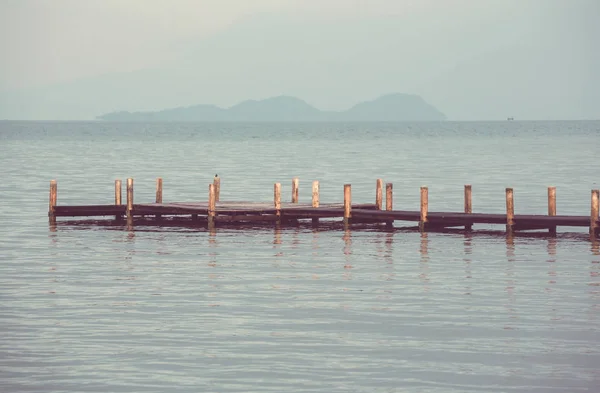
1, 121, 600, 392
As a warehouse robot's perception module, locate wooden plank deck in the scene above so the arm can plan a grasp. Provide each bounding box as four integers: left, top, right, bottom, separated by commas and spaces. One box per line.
53, 202, 598, 228
55, 202, 378, 217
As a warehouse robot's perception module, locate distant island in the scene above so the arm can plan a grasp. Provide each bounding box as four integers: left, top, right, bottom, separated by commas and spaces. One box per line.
97, 93, 446, 122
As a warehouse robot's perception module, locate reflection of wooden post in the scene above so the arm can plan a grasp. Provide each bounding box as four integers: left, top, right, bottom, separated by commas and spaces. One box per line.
126, 178, 134, 227
591, 189, 599, 237
49, 180, 57, 225
420, 232, 429, 260
114, 180, 122, 221
343, 184, 351, 228
506, 188, 514, 235
464, 184, 472, 231
274, 183, 281, 226
386, 183, 393, 228
312, 181, 319, 226
548, 186, 556, 235
375, 179, 383, 210
292, 177, 299, 203
213, 175, 220, 202
208, 183, 216, 229
419, 186, 428, 232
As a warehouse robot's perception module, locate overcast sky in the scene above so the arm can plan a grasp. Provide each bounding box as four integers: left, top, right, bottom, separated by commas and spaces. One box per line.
0, 0, 598, 120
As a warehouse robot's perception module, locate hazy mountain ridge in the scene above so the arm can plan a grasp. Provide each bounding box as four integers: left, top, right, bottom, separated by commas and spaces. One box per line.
97, 93, 446, 121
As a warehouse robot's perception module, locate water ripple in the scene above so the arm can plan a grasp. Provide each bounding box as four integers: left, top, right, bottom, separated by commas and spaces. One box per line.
1, 121, 599, 392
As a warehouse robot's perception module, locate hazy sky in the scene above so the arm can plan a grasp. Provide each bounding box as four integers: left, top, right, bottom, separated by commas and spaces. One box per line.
0, 0, 598, 120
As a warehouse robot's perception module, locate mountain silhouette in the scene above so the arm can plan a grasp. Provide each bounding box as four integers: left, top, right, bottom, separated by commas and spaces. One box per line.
97, 93, 446, 121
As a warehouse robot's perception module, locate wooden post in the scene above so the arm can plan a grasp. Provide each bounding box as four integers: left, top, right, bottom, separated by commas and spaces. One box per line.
312, 180, 319, 226
213, 175, 220, 202
464, 184, 472, 231
506, 187, 514, 235
208, 183, 216, 229
343, 184, 352, 228
548, 186, 556, 235
274, 183, 281, 225
292, 177, 299, 203
115, 180, 122, 205
591, 189, 599, 237
114, 179, 122, 221
156, 178, 163, 203
385, 182, 393, 228
419, 186, 428, 232
49, 180, 57, 224
155, 178, 163, 220
375, 179, 383, 210
126, 178, 134, 227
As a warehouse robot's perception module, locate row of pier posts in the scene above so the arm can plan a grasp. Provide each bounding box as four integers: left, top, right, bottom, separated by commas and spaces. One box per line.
49, 177, 600, 237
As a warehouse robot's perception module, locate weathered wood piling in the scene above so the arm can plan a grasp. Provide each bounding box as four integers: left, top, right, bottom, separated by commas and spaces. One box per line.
505, 188, 514, 235
156, 178, 163, 204
385, 183, 393, 228
464, 185, 472, 231
274, 183, 281, 226
292, 177, 299, 204
48, 180, 57, 225
343, 184, 352, 228
114, 179, 122, 221
548, 186, 556, 235
376, 179, 383, 210
592, 189, 599, 236
208, 183, 216, 229
213, 175, 220, 202
155, 178, 162, 220
47, 177, 600, 239
126, 178, 134, 227
419, 186, 428, 232
312, 180, 319, 226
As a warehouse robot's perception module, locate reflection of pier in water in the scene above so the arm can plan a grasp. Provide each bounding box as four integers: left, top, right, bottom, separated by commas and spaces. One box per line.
419, 233, 430, 291
463, 233, 472, 295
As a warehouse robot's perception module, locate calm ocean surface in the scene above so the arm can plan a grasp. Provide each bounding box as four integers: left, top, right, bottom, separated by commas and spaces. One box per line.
1, 120, 600, 392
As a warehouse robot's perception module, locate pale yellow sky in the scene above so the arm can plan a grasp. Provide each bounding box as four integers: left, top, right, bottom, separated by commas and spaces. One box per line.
0, 0, 510, 89
0, 0, 597, 120
0, 0, 288, 88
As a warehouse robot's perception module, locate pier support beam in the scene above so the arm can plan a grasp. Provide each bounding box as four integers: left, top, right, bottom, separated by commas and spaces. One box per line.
114, 179, 122, 221
419, 186, 428, 232
506, 188, 514, 235
591, 189, 599, 237
126, 178, 134, 228
312, 180, 319, 226
376, 179, 383, 210
343, 184, 352, 229
548, 186, 556, 235
49, 180, 57, 225
464, 184, 472, 231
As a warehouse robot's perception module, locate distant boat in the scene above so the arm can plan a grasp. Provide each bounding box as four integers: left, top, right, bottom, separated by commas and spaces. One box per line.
507, 117, 514, 121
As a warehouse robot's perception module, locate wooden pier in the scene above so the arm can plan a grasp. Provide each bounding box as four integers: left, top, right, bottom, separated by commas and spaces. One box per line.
48, 177, 600, 238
